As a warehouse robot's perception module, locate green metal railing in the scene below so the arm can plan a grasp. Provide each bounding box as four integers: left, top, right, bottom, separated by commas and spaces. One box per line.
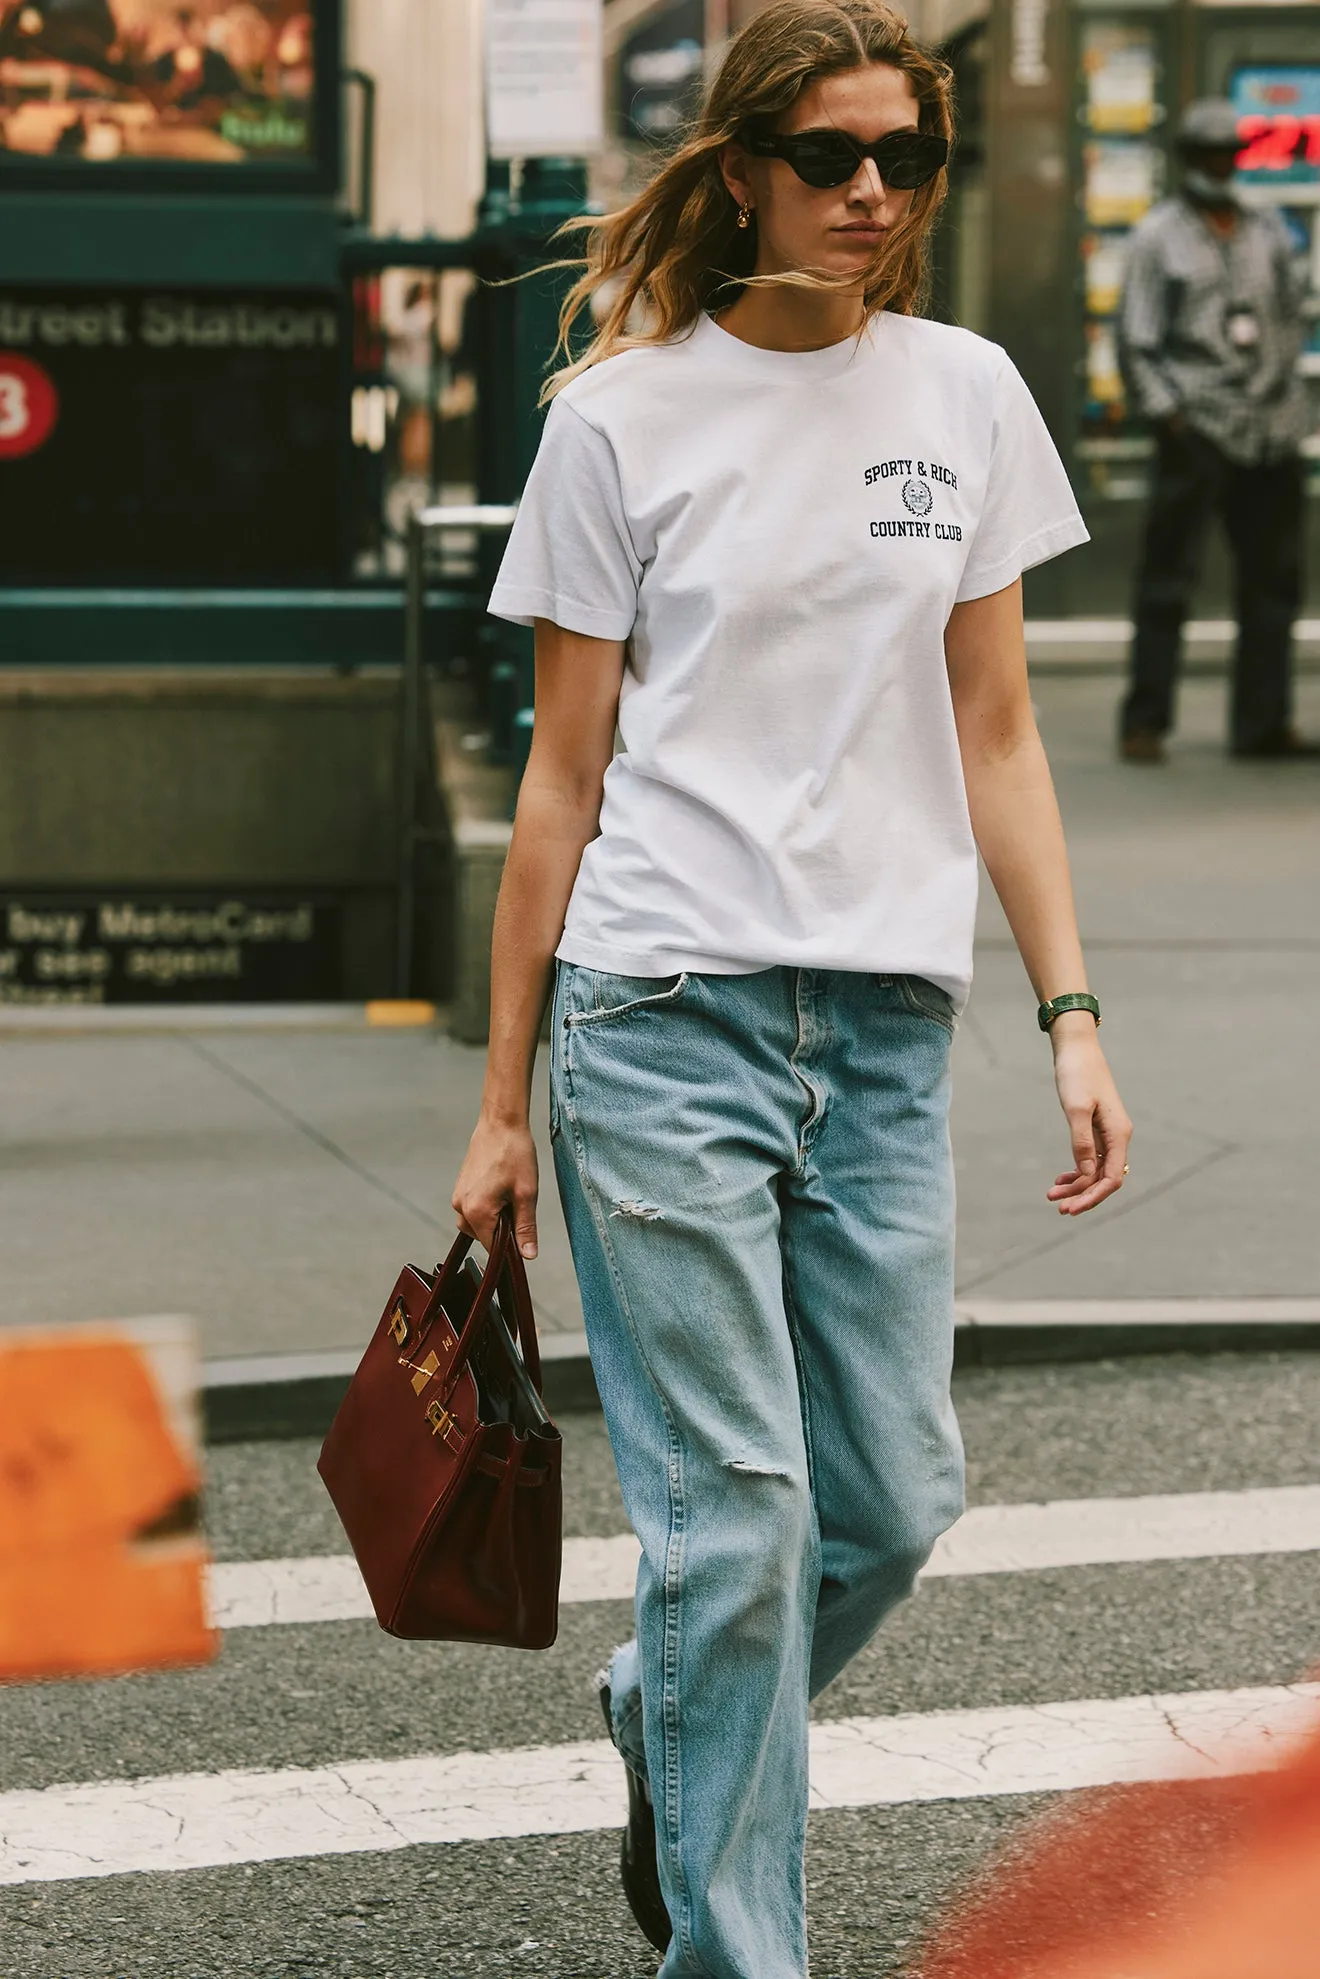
397, 503, 518, 997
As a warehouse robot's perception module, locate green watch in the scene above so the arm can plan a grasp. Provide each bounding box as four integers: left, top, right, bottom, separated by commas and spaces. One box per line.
1038, 993, 1101, 1033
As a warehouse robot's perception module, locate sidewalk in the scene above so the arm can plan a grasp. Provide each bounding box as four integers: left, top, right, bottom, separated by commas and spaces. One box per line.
1, 671, 1317, 1372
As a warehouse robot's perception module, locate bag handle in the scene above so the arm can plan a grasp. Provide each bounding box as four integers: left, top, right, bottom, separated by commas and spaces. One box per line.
494, 1213, 542, 1394
430, 1209, 544, 1403
415, 1226, 476, 1339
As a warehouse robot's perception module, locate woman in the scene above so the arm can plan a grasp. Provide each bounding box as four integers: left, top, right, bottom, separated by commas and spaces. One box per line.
453, 4, 1132, 1973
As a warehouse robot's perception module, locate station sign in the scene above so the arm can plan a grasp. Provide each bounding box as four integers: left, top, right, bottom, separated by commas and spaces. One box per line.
0, 895, 342, 1005
0, 287, 341, 584
0, 0, 338, 189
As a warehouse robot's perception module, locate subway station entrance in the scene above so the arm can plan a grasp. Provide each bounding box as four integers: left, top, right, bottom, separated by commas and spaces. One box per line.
0, 0, 578, 1009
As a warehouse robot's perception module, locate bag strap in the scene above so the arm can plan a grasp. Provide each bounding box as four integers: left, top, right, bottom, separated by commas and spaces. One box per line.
436, 1209, 545, 1404
416, 1227, 476, 1340
495, 1217, 543, 1395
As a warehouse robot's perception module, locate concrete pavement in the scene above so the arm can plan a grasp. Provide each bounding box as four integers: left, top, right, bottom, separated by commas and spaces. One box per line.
0, 671, 1317, 1370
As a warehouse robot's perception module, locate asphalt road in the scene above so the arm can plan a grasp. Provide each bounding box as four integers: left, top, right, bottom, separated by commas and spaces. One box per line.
2, 1350, 1318, 1979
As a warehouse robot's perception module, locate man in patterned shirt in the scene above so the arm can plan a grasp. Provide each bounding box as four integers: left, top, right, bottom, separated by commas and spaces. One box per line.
1118, 98, 1316, 762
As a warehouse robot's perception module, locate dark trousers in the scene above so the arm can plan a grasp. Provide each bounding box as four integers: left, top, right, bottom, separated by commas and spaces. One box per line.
1122, 427, 1304, 750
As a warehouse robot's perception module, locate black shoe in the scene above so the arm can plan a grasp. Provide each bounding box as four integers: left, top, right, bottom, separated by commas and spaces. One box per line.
598, 1680, 672, 1953
1232, 727, 1320, 760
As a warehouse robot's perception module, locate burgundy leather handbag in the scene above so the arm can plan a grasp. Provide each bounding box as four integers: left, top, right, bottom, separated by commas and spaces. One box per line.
317, 1210, 562, 1650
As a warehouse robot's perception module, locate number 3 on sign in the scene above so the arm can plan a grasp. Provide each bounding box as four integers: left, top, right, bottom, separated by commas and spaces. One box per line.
0, 370, 28, 438
0, 351, 59, 459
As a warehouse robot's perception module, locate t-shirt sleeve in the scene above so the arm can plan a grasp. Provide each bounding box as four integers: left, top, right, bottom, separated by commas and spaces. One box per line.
487, 397, 641, 640
955, 355, 1089, 604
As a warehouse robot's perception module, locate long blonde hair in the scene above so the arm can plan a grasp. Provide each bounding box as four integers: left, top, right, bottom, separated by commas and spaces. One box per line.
545, 0, 953, 400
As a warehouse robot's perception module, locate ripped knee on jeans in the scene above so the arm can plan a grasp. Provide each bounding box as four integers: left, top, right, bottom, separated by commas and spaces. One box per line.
610, 1198, 665, 1222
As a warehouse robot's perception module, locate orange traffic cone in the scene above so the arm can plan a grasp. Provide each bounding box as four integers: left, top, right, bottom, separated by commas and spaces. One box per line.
910, 1706, 1320, 1979
0, 1328, 216, 1682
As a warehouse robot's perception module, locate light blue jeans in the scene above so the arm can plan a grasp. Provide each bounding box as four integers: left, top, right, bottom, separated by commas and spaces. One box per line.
549, 963, 965, 1979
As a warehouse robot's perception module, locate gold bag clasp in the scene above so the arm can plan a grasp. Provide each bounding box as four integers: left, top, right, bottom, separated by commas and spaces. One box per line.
389, 1301, 409, 1346
426, 1400, 453, 1438
410, 1349, 440, 1395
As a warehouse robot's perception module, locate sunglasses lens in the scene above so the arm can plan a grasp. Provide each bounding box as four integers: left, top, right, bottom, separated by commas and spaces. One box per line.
762, 130, 948, 190
787, 137, 858, 188
880, 136, 948, 189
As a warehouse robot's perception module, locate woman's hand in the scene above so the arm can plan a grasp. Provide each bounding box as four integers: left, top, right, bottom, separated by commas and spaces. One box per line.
451, 1110, 541, 1259
1046, 1013, 1133, 1215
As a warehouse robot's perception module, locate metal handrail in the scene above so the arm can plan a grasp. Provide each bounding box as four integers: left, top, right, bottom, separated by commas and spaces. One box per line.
415, 505, 519, 532
341, 69, 377, 232
397, 505, 519, 996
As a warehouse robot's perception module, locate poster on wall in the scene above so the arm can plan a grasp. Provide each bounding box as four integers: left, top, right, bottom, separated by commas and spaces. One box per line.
486, 0, 603, 160
1083, 137, 1161, 228
0, 1, 322, 172
1082, 232, 1127, 318
1084, 319, 1123, 423
1084, 23, 1157, 136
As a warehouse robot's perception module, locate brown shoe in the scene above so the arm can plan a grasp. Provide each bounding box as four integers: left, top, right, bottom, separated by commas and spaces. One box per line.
1120, 730, 1166, 764
1232, 728, 1320, 760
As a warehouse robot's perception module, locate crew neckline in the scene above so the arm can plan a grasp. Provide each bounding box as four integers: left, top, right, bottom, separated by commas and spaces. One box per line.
690, 309, 881, 379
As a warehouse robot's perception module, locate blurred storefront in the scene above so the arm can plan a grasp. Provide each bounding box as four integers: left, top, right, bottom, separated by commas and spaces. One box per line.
980, 0, 1320, 612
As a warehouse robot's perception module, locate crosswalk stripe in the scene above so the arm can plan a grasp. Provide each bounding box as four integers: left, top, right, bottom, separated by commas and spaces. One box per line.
921, 1484, 1320, 1577
208, 1534, 639, 1629
208, 1485, 1320, 1632
3, 1683, 1315, 1886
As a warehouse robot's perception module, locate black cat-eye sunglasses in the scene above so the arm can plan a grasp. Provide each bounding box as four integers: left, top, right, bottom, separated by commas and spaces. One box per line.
741, 126, 949, 191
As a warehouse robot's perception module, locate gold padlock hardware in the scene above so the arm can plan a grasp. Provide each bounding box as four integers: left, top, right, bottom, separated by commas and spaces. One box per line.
389, 1302, 409, 1346
426, 1400, 452, 1438
410, 1349, 440, 1396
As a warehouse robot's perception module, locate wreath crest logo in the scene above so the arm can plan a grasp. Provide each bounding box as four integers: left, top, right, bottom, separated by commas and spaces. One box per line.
901, 478, 933, 516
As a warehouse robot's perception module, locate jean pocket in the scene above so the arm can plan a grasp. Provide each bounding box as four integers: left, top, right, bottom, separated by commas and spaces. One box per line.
566, 971, 690, 1027
896, 974, 957, 1032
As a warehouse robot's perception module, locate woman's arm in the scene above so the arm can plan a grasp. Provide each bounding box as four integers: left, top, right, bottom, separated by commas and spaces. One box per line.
451, 620, 625, 1256
945, 580, 1132, 1215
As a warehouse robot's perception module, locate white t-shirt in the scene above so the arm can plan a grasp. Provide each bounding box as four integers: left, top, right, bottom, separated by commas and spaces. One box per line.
488, 311, 1087, 1007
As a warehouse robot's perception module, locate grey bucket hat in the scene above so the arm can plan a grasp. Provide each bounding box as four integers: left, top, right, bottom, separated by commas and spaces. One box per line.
1178, 99, 1244, 151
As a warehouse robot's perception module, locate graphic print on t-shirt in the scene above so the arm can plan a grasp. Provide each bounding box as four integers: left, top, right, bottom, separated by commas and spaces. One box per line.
866, 453, 964, 543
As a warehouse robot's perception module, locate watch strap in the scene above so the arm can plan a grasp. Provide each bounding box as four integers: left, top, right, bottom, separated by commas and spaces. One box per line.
1037, 992, 1101, 1033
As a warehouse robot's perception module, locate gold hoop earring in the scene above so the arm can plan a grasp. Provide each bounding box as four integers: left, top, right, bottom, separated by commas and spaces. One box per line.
736, 203, 752, 230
